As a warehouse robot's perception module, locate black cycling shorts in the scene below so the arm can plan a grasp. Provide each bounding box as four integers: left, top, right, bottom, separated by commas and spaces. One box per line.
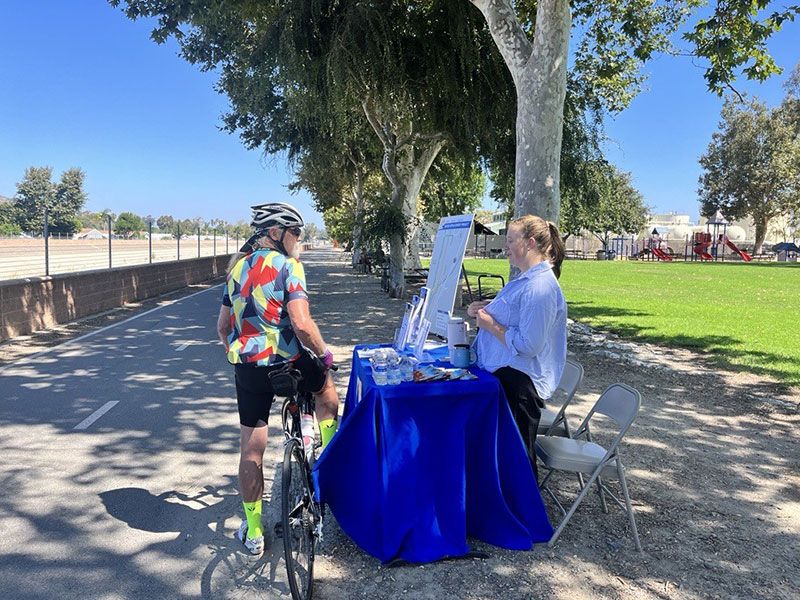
234, 348, 327, 428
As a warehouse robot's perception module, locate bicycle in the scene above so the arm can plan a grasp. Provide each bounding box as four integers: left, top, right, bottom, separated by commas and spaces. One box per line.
270, 361, 335, 600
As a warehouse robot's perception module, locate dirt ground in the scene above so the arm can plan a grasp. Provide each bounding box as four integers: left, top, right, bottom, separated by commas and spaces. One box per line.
3, 247, 798, 600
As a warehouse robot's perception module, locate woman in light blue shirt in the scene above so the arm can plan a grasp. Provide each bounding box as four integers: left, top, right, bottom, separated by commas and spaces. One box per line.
468, 215, 567, 475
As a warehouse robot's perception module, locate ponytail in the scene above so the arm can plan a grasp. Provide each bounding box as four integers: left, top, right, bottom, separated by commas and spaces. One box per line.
547, 221, 565, 280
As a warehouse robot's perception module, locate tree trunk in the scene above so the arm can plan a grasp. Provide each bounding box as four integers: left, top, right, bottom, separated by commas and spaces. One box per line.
362, 97, 445, 297
405, 228, 424, 269
391, 141, 445, 294
389, 229, 405, 297
753, 214, 769, 254
472, 0, 571, 223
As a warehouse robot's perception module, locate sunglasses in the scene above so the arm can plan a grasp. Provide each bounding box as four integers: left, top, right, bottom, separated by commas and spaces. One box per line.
285, 227, 302, 237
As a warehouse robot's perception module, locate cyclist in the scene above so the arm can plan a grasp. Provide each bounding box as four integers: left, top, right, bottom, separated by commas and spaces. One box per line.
216, 202, 340, 556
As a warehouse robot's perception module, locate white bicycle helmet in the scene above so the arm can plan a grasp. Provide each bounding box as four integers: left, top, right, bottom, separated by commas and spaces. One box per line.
250, 202, 305, 229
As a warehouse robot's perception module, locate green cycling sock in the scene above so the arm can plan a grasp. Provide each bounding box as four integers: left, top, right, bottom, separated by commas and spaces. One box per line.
243, 499, 263, 539
319, 418, 338, 448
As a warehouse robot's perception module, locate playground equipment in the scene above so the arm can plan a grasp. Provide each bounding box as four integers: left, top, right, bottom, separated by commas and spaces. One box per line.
633, 228, 673, 261
693, 232, 714, 261
692, 210, 752, 262
773, 241, 799, 262
721, 235, 752, 261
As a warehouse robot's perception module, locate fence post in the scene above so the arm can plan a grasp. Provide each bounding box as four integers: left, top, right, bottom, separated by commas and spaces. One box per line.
148, 220, 153, 264
44, 208, 50, 276
107, 214, 112, 269
213, 229, 216, 256
177, 223, 181, 260
236, 233, 239, 251
226, 232, 229, 254
197, 227, 201, 258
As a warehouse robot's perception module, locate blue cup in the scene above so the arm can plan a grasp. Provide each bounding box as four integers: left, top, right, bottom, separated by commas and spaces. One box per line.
452, 344, 476, 368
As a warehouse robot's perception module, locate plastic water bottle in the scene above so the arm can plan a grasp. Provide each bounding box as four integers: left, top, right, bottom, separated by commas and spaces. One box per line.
373, 362, 388, 385
372, 350, 388, 385
301, 413, 315, 453
387, 359, 401, 385
400, 356, 418, 382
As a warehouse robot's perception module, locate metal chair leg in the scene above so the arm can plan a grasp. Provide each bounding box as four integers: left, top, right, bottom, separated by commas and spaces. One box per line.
547, 467, 604, 547
617, 460, 642, 551
597, 474, 610, 514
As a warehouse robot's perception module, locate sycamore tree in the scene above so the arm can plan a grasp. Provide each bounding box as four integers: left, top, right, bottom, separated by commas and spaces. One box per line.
699, 96, 800, 253
469, 0, 799, 223
288, 121, 387, 268
110, 0, 514, 297
488, 77, 616, 246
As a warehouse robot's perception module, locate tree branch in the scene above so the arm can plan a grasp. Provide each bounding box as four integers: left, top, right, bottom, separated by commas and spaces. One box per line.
362, 96, 404, 190
470, 0, 532, 82
397, 130, 449, 149
416, 138, 447, 181
361, 96, 391, 149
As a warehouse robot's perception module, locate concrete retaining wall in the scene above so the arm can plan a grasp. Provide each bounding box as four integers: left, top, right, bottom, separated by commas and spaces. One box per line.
0, 255, 232, 341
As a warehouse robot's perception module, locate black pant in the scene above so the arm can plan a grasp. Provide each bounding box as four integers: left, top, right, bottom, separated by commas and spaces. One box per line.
492, 366, 543, 478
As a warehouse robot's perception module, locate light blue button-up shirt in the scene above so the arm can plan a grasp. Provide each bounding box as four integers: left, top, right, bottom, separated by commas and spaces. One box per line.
474, 261, 567, 400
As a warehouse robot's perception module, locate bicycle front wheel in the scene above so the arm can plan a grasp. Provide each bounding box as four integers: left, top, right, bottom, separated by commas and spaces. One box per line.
282, 437, 316, 600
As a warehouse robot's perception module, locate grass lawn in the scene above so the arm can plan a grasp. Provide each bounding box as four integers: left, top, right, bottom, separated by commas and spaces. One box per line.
460, 258, 800, 388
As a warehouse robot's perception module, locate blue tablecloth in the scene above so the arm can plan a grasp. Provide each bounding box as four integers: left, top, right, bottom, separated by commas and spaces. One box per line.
312, 344, 554, 563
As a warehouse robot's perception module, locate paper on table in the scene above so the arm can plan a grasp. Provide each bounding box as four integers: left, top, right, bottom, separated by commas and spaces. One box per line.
412, 319, 431, 360
394, 303, 412, 351
401, 294, 421, 350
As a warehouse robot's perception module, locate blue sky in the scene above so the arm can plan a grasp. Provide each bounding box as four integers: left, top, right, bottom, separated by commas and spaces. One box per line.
1, 2, 798, 227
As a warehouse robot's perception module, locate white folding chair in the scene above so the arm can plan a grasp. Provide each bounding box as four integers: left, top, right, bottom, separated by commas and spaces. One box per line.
538, 359, 584, 437
535, 383, 642, 550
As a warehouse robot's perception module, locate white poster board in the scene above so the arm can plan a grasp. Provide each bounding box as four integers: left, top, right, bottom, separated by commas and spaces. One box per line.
422, 214, 474, 337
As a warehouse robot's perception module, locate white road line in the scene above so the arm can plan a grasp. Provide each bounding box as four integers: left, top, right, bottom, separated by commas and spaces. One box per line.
73, 401, 119, 430
176, 342, 192, 352
0, 284, 223, 374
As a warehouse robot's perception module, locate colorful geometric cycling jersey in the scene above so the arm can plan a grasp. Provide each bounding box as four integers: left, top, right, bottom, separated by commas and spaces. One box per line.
222, 249, 309, 366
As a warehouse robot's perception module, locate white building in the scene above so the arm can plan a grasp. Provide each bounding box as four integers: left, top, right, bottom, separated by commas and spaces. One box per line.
75, 228, 107, 240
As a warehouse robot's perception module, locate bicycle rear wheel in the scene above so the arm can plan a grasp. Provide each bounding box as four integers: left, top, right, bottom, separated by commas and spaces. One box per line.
282, 398, 298, 441
282, 437, 316, 600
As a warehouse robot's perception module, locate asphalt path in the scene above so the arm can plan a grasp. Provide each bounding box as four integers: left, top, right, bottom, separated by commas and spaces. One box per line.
0, 249, 361, 600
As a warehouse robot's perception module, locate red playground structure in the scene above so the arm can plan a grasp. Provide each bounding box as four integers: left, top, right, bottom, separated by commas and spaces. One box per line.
693, 232, 714, 261
692, 210, 752, 262
633, 228, 673, 261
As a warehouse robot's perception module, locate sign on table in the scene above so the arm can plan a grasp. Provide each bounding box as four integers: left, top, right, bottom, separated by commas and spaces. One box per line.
422, 214, 474, 338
